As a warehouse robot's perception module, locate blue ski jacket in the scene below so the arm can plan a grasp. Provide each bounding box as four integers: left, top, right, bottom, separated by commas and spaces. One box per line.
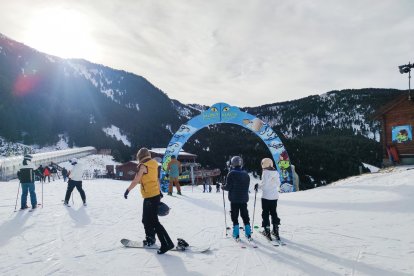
223, 167, 250, 203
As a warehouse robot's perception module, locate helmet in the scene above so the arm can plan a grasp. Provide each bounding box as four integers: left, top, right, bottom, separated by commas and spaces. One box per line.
230, 156, 243, 168
24, 154, 33, 161
70, 158, 78, 165
261, 158, 273, 169
157, 202, 170, 216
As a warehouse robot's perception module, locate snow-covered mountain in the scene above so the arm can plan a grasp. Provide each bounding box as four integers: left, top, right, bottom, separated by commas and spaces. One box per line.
0, 154, 413, 275
0, 33, 407, 184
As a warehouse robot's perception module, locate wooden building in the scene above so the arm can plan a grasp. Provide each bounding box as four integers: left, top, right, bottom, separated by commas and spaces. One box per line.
115, 161, 139, 181
372, 94, 414, 165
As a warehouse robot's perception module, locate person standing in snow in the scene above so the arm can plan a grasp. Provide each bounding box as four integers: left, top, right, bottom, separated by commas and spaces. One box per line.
167, 155, 182, 195
124, 147, 174, 254
17, 154, 37, 210
221, 156, 252, 239
254, 158, 281, 241
61, 167, 68, 182
64, 158, 87, 206
43, 166, 51, 183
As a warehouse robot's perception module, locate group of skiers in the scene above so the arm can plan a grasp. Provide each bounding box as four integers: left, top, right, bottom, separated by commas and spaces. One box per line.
122, 147, 282, 255
34, 164, 66, 183
17, 155, 86, 211
18, 147, 282, 254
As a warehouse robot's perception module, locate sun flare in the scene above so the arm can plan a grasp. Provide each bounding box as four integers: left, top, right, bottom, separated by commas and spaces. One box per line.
23, 7, 100, 60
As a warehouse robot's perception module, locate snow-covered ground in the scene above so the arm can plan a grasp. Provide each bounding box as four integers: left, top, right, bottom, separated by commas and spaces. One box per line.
0, 157, 413, 275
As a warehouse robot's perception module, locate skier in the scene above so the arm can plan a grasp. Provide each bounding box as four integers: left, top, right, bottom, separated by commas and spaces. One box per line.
43, 166, 51, 183
124, 147, 174, 254
167, 155, 182, 195
221, 156, 252, 239
254, 158, 281, 241
63, 158, 87, 206
62, 167, 68, 182
17, 154, 37, 210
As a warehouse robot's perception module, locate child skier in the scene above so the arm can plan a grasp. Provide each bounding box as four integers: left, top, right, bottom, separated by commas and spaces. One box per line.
222, 156, 252, 239
254, 158, 281, 241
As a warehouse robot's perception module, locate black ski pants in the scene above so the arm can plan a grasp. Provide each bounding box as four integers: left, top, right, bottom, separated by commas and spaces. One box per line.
230, 202, 250, 226
142, 195, 173, 247
261, 198, 280, 228
64, 179, 86, 203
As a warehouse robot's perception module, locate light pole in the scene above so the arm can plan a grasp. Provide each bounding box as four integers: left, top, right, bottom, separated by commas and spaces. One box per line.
398, 62, 414, 101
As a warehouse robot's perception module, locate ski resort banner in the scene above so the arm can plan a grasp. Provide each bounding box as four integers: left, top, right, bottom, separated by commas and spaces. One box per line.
392, 125, 412, 143
161, 102, 295, 193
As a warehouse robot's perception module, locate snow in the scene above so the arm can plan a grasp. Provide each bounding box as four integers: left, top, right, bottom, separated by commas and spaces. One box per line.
1, 156, 413, 275
362, 163, 380, 173
102, 125, 131, 147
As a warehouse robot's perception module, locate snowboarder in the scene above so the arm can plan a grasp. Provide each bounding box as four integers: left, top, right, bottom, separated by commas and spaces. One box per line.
222, 156, 252, 239
124, 147, 174, 254
64, 158, 87, 206
167, 155, 182, 195
254, 158, 281, 241
17, 154, 37, 210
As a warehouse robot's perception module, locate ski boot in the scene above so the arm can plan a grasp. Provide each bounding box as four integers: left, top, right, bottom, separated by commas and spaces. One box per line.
233, 225, 240, 240
261, 226, 272, 241
272, 225, 280, 241
20, 205, 29, 210
167, 192, 173, 196
177, 190, 182, 195
143, 236, 156, 247
244, 224, 252, 239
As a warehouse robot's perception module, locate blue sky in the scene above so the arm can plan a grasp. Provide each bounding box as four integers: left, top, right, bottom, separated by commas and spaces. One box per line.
0, 0, 413, 106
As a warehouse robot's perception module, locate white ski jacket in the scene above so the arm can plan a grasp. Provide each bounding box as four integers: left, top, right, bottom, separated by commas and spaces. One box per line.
258, 168, 280, 200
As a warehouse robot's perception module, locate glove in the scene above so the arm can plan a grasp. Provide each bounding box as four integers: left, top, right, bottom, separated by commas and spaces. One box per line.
221, 184, 225, 190
124, 189, 129, 199
254, 183, 259, 192
160, 192, 164, 199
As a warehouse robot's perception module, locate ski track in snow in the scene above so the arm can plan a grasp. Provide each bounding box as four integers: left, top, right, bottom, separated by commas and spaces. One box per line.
1, 166, 414, 275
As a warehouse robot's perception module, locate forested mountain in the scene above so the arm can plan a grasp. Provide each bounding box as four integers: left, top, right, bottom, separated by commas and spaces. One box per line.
0, 33, 406, 188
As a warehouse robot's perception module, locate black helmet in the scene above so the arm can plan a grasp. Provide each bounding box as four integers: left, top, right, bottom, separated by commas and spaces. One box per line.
230, 156, 243, 168
158, 202, 170, 216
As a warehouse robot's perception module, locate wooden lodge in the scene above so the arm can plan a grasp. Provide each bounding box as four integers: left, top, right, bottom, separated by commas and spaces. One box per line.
372, 94, 414, 165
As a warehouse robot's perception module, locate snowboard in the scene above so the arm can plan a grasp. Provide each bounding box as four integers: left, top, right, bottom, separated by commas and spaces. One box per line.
120, 239, 211, 253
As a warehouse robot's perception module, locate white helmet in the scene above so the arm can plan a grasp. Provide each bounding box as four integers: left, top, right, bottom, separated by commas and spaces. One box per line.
261, 158, 274, 169
70, 158, 78, 165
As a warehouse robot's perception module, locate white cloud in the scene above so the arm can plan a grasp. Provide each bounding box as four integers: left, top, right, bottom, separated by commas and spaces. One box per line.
1, 0, 413, 106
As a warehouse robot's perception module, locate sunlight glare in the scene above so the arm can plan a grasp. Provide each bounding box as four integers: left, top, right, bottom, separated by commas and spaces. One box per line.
23, 8, 101, 60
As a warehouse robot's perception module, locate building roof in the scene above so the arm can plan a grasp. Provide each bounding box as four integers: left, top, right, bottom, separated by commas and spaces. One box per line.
149, 148, 197, 158
371, 94, 412, 120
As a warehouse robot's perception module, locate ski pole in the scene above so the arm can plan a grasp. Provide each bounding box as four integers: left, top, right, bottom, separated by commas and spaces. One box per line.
252, 186, 258, 233
222, 184, 230, 235
71, 193, 74, 205
42, 178, 44, 208
14, 182, 21, 212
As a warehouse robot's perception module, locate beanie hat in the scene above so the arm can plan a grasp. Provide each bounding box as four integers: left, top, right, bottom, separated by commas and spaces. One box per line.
261, 158, 274, 169
137, 148, 151, 163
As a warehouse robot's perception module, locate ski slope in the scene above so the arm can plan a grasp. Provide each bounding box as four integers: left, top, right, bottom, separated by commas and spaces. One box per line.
0, 160, 413, 275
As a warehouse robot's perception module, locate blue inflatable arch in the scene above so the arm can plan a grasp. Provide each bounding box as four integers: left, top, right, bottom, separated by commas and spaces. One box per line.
161, 102, 294, 193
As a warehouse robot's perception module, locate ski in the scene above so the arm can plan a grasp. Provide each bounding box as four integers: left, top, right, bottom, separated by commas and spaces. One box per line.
271, 231, 286, 246
233, 237, 247, 248
256, 231, 281, 247
121, 239, 210, 253
239, 227, 258, 248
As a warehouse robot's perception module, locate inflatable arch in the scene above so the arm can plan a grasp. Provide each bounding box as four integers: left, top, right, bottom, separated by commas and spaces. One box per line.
161, 102, 294, 193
